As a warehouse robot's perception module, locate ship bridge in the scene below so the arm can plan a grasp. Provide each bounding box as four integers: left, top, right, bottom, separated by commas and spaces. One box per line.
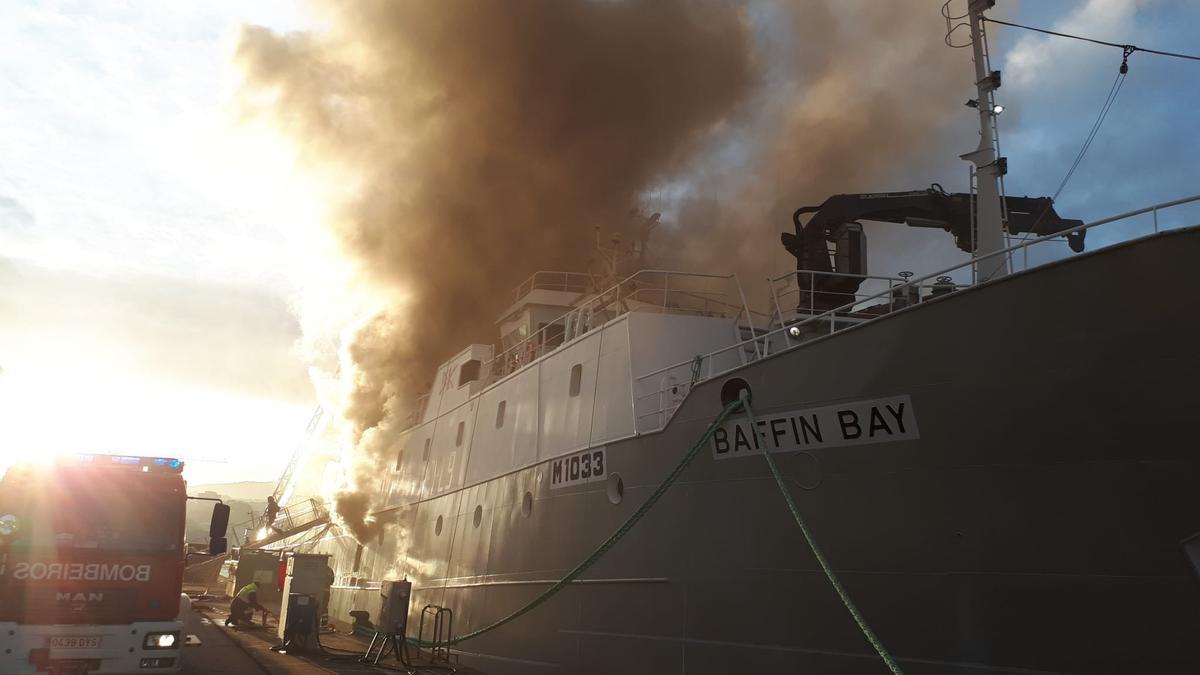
383, 268, 763, 504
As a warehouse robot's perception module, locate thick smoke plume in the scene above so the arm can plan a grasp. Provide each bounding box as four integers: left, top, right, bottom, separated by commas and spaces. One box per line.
673, 1, 970, 283
234, 0, 966, 541
235, 0, 755, 540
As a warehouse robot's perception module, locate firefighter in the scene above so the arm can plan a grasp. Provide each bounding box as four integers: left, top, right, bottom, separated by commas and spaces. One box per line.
264, 495, 283, 534
226, 581, 269, 627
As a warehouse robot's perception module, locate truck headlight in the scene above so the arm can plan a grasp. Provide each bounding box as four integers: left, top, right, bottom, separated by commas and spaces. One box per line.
143, 632, 179, 649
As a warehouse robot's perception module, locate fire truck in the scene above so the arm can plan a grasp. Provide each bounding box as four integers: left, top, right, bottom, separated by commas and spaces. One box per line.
0, 454, 229, 674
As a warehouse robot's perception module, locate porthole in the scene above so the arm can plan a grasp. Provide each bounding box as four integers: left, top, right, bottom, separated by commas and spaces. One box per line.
521, 491, 533, 518
434, 515, 443, 536
473, 505, 483, 528
719, 377, 751, 407
607, 473, 624, 505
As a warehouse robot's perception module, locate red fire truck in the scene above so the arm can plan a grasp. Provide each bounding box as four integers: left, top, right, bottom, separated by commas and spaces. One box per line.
0, 454, 228, 674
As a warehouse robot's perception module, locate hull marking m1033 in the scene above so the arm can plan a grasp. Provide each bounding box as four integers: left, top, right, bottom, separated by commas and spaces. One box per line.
550, 448, 607, 489
712, 395, 918, 459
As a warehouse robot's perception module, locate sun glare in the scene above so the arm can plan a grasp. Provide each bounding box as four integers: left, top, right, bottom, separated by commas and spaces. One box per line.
0, 356, 311, 484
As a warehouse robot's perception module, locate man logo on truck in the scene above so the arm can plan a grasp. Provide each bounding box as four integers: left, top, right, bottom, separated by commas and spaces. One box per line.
57, 592, 104, 603
57, 592, 105, 613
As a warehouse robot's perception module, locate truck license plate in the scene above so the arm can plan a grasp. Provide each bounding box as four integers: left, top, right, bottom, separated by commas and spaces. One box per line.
50, 636, 101, 649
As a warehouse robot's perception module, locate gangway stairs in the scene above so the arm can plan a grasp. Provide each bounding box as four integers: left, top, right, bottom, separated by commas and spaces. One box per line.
234, 496, 332, 551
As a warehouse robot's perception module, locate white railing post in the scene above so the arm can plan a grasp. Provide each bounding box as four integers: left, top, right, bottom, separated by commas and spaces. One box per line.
731, 274, 761, 360
768, 277, 791, 347
808, 271, 814, 314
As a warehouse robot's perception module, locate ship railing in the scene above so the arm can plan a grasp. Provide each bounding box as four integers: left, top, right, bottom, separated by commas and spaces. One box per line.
634, 193, 1200, 432
484, 269, 758, 383
768, 271, 912, 327
1000, 194, 1200, 275
509, 270, 593, 304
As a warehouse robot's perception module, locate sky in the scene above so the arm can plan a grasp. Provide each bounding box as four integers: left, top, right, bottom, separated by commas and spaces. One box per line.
1, 0, 1198, 486
0, 1, 326, 484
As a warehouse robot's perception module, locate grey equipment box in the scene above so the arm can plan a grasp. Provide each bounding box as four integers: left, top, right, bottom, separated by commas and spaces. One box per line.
278, 553, 333, 639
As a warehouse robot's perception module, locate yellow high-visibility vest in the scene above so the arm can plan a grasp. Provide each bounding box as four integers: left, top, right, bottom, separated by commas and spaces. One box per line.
235, 582, 259, 600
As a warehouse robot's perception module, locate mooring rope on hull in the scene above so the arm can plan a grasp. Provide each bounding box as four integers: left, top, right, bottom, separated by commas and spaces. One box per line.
408, 393, 903, 673
740, 393, 904, 674
407, 398, 743, 648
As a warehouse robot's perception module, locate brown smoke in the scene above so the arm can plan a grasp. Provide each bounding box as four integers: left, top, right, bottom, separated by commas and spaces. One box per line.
672, 1, 969, 284
235, 0, 756, 539
236, 1, 969, 541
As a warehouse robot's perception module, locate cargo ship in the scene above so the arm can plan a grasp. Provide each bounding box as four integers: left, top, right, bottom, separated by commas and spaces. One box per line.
253, 3, 1200, 673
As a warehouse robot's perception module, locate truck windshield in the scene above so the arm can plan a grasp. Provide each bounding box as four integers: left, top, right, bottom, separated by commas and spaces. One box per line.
0, 474, 183, 553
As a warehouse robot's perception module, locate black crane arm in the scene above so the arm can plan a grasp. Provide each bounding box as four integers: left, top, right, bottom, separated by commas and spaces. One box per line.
781, 187, 1085, 275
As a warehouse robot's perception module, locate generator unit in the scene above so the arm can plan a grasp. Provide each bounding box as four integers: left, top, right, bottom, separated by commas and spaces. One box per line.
277, 553, 333, 641
277, 593, 318, 652
377, 580, 413, 636
360, 580, 416, 666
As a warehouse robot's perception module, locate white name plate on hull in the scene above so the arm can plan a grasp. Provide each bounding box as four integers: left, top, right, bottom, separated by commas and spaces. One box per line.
712, 395, 919, 460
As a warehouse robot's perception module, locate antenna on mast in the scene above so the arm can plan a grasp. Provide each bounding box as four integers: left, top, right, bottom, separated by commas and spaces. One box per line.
946, 0, 1010, 282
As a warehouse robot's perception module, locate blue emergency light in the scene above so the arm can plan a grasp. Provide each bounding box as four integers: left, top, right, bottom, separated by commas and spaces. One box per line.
62, 454, 184, 473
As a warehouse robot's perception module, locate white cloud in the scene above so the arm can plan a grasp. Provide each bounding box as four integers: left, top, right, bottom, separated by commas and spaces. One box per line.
0, 2, 323, 482
0, 1, 321, 288
1004, 0, 1144, 90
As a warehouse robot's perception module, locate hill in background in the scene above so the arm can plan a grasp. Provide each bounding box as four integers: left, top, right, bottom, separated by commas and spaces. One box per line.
185, 481, 274, 546
190, 480, 274, 502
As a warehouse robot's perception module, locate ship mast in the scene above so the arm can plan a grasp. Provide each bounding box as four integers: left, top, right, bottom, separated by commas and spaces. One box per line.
959, 0, 1009, 281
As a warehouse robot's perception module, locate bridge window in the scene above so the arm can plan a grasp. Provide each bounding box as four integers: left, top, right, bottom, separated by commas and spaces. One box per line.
569, 364, 583, 397
458, 359, 481, 387
455, 421, 465, 447
540, 322, 566, 349
422, 438, 431, 462
496, 400, 507, 429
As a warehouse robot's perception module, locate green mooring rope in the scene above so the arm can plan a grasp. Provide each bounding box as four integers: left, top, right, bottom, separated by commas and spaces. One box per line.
409, 398, 745, 648
408, 395, 904, 675
741, 395, 904, 674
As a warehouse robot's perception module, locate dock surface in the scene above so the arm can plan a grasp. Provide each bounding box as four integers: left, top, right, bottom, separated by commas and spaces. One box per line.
184, 600, 483, 675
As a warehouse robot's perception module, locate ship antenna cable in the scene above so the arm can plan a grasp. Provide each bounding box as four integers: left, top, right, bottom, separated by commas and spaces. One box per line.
1052, 59, 1127, 203
738, 391, 905, 674
981, 14, 1200, 230
981, 17, 1200, 63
